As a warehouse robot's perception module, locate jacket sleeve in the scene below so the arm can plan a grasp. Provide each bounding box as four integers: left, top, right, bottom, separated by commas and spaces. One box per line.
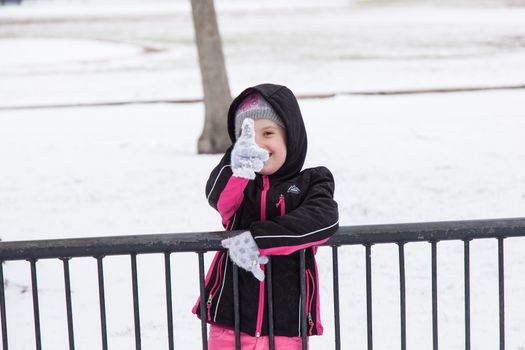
205, 146, 234, 210
251, 167, 339, 256
205, 145, 250, 228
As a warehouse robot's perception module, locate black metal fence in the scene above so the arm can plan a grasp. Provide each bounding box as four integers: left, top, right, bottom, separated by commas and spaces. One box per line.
1, 217, 524, 350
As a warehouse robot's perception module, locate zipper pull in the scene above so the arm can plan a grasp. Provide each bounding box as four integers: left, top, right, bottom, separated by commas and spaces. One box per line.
308, 313, 314, 335
276, 194, 286, 216
206, 295, 214, 321
276, 194, 284, 208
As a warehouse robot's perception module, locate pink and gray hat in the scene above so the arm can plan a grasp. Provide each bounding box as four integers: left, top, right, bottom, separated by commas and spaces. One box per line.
234, 93, 285, 139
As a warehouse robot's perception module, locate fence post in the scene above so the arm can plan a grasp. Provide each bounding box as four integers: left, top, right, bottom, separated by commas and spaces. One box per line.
398, 243, 406, 350
299, 249, 307, 350
0, 262, 8, 350
130, 254, 142, 350
96, 257, 109, 350
498, 238, 505, 350
61, 258, 75, 350
365, 244, 373, 350
431, 241, 438, 350
233, 264, 240, 350
266, 257, 275, 350
464, 240, 471, 350
332, 246, 341, 350
29, 260, 42, 350
164, 253, 174, 350
197, 253, 208, 350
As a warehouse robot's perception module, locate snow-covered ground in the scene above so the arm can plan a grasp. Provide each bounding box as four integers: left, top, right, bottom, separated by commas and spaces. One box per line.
1, 1, 525, 349
2, 0, 525, 106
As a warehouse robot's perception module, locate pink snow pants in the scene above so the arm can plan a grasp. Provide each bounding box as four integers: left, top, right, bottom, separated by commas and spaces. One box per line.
208, 325, 307, 350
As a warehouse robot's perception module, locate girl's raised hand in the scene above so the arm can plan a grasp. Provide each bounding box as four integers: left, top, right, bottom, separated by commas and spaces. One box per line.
231, 119, 269, 180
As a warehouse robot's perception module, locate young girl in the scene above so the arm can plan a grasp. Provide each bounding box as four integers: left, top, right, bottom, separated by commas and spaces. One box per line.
193, 83, 339, 349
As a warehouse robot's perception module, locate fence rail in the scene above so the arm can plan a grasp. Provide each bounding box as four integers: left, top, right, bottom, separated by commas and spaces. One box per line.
1, 217, 525, 350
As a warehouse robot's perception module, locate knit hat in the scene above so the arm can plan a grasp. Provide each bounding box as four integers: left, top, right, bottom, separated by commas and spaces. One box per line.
234, 93, 285, 139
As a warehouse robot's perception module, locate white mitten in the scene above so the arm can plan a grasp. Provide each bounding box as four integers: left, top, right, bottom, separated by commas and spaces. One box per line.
221, 231, 269, 281
231, 119, 269, 180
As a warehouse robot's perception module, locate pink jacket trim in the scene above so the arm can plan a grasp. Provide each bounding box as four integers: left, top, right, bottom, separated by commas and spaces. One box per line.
217, 176, 249, 227
259, 237, 330, 257
314, 259, 324, 335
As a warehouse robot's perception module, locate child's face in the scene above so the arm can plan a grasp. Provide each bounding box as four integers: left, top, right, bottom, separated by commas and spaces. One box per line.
254, 119, 287, 176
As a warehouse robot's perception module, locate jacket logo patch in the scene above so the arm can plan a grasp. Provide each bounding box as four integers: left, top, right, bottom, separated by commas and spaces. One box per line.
287, 185, 301, 194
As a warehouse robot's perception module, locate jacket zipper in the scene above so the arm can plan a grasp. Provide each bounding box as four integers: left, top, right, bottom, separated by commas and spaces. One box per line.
210, 207, 236, 319
276, 194, 286, 216
206, 253, 225, 321
256, 175, 271, 336
260, 176, 270, 221
306, 268, 315, 335
313, 258, 324, 335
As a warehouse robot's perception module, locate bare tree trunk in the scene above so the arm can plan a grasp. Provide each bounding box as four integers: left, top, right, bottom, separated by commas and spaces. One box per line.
191, 0, 232, 154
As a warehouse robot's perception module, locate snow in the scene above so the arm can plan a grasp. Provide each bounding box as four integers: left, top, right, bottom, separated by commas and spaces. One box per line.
2, 1, 525, 106
0, 38, 142, 67
1, 0, 525, 349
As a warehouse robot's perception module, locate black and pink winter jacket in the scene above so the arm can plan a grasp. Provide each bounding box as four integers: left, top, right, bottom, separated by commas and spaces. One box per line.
192, 83, 339, 337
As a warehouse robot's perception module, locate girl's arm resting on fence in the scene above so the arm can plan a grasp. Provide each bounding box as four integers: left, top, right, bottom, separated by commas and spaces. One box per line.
252, 167, 339, 256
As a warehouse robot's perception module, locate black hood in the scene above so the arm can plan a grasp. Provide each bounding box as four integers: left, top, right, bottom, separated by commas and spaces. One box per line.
227, 83, 308, 181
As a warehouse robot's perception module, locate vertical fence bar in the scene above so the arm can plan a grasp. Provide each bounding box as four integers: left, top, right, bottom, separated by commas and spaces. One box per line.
299, 249, 307, 350
266, 257, 275, 350
498, 238, 505, 350
0, 262, 8, 350
332, 246, 341, 350
431, 241, 438, 350
197, 252, 208, 350
398, 243, 406, 350
365, 244, 373, 350
61, 258, 75, 350
96, 257, 108, 350
130, 254, 142, 350
232, 264, 240, 350
164, 253, 174, 350
464, 240, 471, 350
29, 259, 42, 350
